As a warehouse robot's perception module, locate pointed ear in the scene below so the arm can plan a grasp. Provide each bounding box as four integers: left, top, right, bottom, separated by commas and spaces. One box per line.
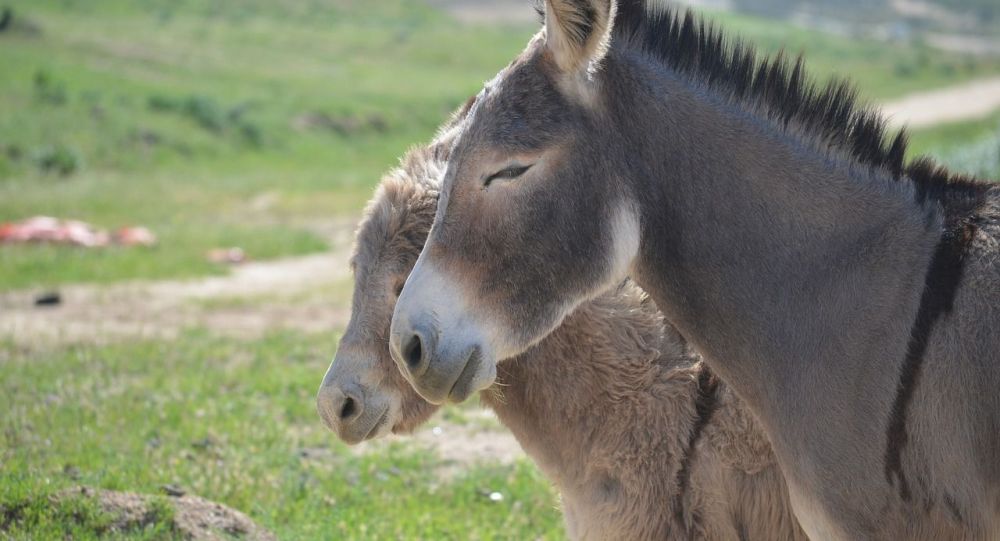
544, 0, 616, 74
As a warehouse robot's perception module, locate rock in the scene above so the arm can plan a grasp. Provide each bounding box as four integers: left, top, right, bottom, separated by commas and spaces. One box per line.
34, 291, 61, 307
51, 487, 276, 541
160, 484, 187, 497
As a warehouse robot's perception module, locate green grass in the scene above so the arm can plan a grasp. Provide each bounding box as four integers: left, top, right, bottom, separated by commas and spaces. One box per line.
2, 0, 1000, 291
909, 111, 1000, 178
708, 9, 1000, 100
0, 0, 535, 291
0, 223, 326, 290
0, 331, 563, 540
2, 491, 179, 540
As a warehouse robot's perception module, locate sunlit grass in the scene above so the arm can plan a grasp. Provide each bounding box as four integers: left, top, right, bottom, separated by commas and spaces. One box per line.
0, 331, 563, 539
2, 0, 999, 290
909, 111, 1000, 178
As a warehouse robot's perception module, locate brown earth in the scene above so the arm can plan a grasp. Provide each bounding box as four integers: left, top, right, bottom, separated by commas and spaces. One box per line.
11, 487, 276, 541
0, 247, 353, 347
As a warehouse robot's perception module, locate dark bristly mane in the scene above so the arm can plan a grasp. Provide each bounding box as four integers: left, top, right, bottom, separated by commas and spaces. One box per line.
608, 1, 990, 216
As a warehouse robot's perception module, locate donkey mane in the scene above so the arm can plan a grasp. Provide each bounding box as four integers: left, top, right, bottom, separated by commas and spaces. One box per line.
607, 1, 989, 216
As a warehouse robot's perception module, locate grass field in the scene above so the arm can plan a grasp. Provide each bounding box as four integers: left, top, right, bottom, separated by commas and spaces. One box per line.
910, 111, 1000, 177
0, 332, 563, 539
3, 1, 1000, 539
2, 0, 1000, 290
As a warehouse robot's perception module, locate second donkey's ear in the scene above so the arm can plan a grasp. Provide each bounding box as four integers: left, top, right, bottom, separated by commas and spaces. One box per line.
543, 0, 616, 75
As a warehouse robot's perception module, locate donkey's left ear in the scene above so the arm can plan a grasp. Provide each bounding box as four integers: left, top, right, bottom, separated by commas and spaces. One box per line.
543, 0, 616, 75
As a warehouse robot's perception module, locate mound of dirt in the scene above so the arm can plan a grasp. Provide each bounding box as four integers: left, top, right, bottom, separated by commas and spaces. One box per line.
53, 487, 276, 540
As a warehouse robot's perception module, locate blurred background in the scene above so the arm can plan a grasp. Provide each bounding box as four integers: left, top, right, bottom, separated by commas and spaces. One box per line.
1, 0, 998, 538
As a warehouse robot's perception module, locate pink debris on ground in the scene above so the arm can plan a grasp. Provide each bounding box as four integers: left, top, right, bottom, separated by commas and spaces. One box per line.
0, 216, 156, 247
114, 226, 157, 247
206, 247, 247, 265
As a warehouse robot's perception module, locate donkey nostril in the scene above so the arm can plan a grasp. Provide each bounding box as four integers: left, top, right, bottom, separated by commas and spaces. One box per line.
402, 334, 423, 369
340, 396, 357, 420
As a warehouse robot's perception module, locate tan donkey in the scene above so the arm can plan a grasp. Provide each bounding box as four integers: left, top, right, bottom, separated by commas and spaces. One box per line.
317, 139, 807, 540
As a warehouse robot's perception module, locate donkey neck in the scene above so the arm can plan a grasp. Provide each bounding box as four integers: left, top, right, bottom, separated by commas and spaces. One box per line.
607, 51, 942, 423
480, 290, 701, 501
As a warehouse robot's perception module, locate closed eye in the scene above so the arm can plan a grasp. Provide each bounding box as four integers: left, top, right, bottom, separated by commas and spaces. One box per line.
485, 164, 532, 187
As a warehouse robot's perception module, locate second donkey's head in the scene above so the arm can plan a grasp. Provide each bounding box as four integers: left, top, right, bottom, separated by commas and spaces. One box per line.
315, 137, 457, 443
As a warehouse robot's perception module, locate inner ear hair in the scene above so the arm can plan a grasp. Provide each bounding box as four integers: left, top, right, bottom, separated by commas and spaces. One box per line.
544, 0, 616, 74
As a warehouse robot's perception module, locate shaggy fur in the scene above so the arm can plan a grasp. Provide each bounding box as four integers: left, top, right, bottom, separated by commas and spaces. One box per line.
320, 142, 807, 540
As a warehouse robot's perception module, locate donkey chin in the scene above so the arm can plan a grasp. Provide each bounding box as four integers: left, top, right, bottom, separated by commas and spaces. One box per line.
316, 371, 402, 444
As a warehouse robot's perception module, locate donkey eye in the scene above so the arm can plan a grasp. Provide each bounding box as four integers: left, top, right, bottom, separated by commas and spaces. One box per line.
485, 164, 532, 186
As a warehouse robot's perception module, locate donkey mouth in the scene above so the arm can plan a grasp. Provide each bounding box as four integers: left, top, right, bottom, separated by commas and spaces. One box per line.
447, 347, 482, 403
362, 408, 390, 442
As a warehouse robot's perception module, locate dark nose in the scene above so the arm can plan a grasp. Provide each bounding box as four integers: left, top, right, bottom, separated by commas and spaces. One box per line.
392, 322, 435, 380
401, 331, 428, 376
316, 383, 364, 433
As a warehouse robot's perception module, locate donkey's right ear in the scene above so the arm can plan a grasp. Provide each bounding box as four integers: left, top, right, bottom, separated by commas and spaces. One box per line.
543, 0, 616, 75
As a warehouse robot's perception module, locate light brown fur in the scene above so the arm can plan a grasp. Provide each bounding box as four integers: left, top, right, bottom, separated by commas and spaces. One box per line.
319, 143, 807, 540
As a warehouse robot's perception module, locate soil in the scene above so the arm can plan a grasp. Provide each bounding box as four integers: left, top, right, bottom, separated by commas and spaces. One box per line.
0, 249, 353, 346
26, 487, 276, 540
351, 412, 527, 473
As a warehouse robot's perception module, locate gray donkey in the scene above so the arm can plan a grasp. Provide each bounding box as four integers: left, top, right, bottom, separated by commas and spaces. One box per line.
317, 138, 807, 540
388, 2, 1000, 539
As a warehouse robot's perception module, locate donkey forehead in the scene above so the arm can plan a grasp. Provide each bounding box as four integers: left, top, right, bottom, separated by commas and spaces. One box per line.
461, 54, 578, 155
351, 204, 428, 290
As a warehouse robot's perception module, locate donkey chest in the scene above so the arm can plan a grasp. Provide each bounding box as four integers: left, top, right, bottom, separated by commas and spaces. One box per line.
559, 479, 672, 541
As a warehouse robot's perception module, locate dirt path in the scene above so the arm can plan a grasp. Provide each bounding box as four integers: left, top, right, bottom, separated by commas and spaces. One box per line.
0, 220, 356, 346
350, 413, 526, 474
0, 251, 353, 345
0, 223, 529, 467
881, 76, 1000, 129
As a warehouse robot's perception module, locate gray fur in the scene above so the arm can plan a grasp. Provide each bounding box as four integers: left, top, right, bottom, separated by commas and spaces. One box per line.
389, 1, 1000, 538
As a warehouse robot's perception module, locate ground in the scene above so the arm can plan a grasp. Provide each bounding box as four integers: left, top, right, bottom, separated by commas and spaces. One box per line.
3, 0, 1000, 539
2, 486, 277, 540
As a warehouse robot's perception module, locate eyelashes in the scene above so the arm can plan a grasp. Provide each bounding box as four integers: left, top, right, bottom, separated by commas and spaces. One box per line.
484, 164, 532, 187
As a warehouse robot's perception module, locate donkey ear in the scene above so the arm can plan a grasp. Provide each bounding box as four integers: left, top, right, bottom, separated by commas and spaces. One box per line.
544, 0, 616, 74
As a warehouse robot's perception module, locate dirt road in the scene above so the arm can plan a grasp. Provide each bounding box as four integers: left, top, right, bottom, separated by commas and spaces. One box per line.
0, 251, 354, 345
881, 76, 1000, 129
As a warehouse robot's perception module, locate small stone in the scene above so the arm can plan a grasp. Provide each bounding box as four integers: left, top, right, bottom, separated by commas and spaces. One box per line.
191, 437, 213, 450
160, 484, 186, 497
34, 291, 61, 307
62, 464, 80, 480
489, 491, 503, 502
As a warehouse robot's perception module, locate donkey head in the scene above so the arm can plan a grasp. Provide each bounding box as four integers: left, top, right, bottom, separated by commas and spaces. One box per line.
315, 111, 473, 442
390, 0, 640, 404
